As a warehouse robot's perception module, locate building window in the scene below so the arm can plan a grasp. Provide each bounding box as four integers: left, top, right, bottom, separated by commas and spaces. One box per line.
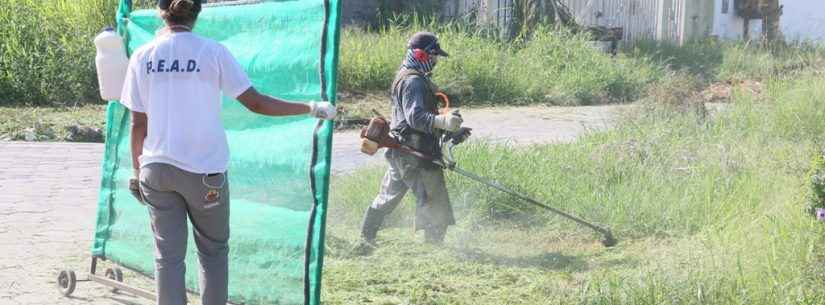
722, 0, 730, 14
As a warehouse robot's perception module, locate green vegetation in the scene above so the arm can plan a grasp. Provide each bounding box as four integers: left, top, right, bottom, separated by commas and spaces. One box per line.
341, 24, 660, 106
3, 2, 824, 109
807, 150, 825, 216
0, 104, 106, 141
6, 3, 825, 305
0, 0, 117, 106
324, 72, 825, 304
341, 23, 825, 107
630, 40, 825, 82
2, 2, 823, 111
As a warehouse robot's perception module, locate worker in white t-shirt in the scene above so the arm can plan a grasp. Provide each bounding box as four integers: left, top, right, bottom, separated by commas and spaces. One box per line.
118, 1, 336, 305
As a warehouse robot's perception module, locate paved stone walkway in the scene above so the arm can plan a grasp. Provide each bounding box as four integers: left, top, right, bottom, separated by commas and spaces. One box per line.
0, 142, 148, 304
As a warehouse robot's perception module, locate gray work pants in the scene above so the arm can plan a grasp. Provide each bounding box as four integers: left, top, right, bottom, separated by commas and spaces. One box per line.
139, 163, 230, 305
369, 150, 455, 239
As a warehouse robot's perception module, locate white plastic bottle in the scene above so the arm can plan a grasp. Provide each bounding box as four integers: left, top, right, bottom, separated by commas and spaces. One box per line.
94, 27, 128, 101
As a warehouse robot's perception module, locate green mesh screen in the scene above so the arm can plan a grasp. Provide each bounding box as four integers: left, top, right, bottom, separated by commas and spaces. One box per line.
91, 1, 340, 304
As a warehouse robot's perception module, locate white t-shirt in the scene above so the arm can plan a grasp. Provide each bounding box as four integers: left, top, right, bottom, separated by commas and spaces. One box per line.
120, 32, 251, 174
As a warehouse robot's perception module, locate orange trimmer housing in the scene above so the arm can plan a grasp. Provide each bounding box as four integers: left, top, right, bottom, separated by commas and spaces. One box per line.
435, 92, 450, 114
359, 91, 451, 157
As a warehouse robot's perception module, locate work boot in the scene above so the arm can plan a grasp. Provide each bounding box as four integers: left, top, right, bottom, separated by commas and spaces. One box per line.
352, 208, 385, 256
360, 207, 385, 245
350, 238, 377, 257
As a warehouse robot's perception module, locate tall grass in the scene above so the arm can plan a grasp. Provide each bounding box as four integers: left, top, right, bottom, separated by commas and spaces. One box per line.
327, 73, 825, 304
630, 39, 825, 83
0, 0, 117, 106
340, 24, 662, 106
342, 22, 825, 107
4, 4, 824, 107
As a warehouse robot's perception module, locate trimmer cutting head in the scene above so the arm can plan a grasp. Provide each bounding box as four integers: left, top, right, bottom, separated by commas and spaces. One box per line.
439, 141, 619, 248
600, 229, 618, 247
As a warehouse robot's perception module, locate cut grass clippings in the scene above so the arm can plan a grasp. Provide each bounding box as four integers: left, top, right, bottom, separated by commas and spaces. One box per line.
324, 73, 825, 305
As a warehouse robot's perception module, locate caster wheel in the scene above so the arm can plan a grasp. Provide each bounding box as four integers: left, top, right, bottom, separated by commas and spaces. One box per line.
104, 268, 124, 293
57, 270, 76, 297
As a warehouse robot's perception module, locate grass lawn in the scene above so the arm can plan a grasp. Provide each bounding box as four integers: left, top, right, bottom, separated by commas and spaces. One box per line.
0, 104, 107, 142
322, 73, 825, 305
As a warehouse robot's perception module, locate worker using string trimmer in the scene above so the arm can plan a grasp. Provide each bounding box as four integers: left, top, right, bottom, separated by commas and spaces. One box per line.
358, 32, 465, 251
355, 33, 616, 251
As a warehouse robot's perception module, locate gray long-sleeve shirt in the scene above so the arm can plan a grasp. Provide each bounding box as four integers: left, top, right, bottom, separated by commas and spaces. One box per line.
390, 71, 436, 135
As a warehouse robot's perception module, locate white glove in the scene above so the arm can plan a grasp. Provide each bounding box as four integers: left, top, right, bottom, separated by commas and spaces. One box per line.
309, 101, 337, 120
432, 111, 463, 132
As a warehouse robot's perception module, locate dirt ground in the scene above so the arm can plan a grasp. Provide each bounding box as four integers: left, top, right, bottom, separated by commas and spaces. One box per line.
0, 105, 626, 304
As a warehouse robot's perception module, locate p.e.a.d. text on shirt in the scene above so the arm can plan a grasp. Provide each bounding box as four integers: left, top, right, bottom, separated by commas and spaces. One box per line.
146, 59, 200, 74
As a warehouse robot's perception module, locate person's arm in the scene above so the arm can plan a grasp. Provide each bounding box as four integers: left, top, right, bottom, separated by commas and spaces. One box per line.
401, 77, 462, 133
130, 111, 147, 178
219, 45, 335, 119
401, 77, 437, 134
236, 87, 311, 116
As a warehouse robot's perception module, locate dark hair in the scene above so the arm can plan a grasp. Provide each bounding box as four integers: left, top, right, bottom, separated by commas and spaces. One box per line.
160, 0, 201, 26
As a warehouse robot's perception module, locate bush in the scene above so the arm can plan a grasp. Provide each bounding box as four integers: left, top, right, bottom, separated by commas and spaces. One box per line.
5, 6, 823, 108
807, 150, 825, 217
629, 39, 825, 83
506, 29, 660, 105
340, 24, 663, 106
0, 0, 117, 106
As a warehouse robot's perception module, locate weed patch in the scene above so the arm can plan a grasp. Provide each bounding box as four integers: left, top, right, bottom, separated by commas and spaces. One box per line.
0, 0, 117, 106
341, 25, 662, 106
327, 74, 825, 304
0, 104, 107, 142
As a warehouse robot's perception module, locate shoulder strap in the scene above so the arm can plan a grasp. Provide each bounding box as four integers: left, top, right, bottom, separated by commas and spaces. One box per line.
391, 68, 438, 97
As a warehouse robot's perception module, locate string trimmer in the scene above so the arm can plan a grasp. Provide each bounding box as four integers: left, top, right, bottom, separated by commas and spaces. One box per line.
359, 114, 618, 248
435, 141, 617, 247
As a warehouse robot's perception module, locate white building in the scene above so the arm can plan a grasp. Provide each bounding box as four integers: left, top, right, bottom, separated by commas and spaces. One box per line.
713, 0, 825, 41
342, 0, 825, 42
472, 0, 717, 45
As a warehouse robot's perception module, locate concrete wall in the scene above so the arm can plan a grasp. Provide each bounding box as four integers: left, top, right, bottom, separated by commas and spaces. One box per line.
558, 0, 714, 44
341, 0, 470, 25
712, 0, 749, 39
712, 0, 825, 41
562, 0, 661, 41
781, 0, 825, 41
681, 0, 715, 44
